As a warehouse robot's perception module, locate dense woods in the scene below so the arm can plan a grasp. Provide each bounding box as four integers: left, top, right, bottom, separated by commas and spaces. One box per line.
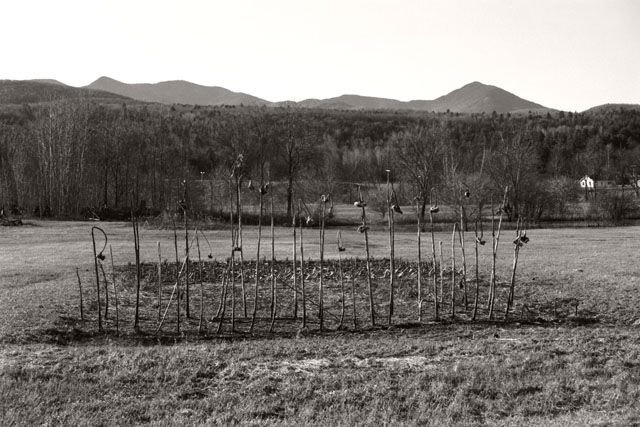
1, 98, 639, 222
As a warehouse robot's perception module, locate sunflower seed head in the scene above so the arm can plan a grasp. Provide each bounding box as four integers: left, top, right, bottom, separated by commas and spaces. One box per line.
357, 224, 369, 233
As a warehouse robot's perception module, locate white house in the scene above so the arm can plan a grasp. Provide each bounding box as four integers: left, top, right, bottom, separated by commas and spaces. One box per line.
579, 175, 594, 189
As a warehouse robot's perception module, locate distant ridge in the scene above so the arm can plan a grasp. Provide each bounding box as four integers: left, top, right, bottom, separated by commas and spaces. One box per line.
293, 82, 549, 113
0, 79, 129, 105
29, 79, 67, 86
86, 77, 269, 106
584, 103, 640, 113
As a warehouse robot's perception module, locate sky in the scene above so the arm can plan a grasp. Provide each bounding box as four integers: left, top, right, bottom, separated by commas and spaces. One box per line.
2, 0, 639, 111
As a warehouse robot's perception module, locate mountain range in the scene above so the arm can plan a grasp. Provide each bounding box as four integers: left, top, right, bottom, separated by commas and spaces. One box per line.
85, 77, 550, 113
1, 77, 557, 113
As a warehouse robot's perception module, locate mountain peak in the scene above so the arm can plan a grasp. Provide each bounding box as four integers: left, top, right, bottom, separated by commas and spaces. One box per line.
430, 81, 547, 113
463, 81, 488, 88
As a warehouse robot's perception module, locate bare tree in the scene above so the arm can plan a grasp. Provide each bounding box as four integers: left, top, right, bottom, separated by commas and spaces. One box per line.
392, 123, 446, 225
487, 129, 537, 221
277, 110, 319, 219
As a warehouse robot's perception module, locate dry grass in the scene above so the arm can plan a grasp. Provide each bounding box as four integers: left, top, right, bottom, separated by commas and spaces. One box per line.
2, 219, 640, 425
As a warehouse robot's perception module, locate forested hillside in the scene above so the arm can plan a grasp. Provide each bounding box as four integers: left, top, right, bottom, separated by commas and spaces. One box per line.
1, 97, 639, 222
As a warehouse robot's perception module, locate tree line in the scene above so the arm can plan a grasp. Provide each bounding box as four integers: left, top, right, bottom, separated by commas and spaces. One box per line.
1, 99, 639, 222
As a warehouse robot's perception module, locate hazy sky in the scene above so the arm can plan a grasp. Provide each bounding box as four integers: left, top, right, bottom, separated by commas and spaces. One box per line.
3, 0, 639, 111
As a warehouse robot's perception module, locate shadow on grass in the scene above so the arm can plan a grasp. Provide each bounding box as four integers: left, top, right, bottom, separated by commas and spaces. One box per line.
1, 310, 606, 347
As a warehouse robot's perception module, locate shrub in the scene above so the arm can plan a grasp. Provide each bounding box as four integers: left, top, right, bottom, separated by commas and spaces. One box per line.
595, 191, 638, 221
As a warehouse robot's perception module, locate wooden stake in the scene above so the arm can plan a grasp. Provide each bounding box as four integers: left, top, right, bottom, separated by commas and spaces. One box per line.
132, 214, 142, 332
110, 245, 119, 334
505, 219, 525, 319
90, 226, 105, 332
458, 211, 468, 311
337, 231, 346, 329
318, 195, 327, 332
75, 268, 84, 321
473, 222, 481, 321
249, 179, 264, 333
157, 241, 162, 322
416, 197, 423, 322
269, 188, 276, 333
357, 186, 375, 326
292, 203, 298, 319
489, 187, 508, 319
172, 217, 180, 334
216, 262, 231, 335
451, 223, 457, 318
386, 170, 395, 325
439, 240, 444, 306
99, 262, 109, 321
429, 189, 439, 321
197, 234, 205, 333
183, 199, 190, 319
299, 199, 307, 329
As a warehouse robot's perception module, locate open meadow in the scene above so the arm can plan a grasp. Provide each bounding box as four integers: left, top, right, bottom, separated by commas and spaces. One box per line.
1, 217, 640, 426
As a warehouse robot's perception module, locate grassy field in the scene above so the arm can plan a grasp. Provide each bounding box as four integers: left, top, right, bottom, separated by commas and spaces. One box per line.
1, 218, 640, 426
